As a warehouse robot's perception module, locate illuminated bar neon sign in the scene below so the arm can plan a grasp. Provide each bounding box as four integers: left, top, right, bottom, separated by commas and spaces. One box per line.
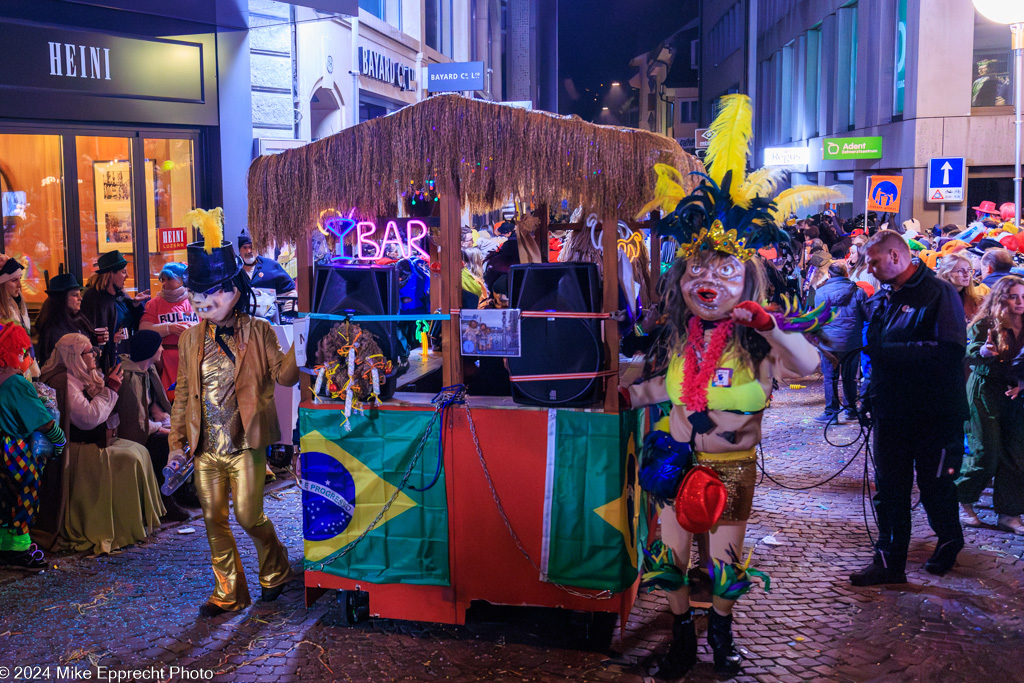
317, 211, 431, 261
352, 219, 430, 260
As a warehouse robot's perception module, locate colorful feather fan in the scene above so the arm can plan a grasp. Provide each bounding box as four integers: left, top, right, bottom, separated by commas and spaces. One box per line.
638, 94, 846, 262
183, 207, 225, 254
770, 295, 836, 333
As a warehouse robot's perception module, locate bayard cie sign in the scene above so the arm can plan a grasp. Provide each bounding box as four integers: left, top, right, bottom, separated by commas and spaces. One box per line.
358, 46, 415, 91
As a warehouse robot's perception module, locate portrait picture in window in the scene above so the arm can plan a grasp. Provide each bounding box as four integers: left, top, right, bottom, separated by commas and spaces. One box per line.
972, 53, 1011, 107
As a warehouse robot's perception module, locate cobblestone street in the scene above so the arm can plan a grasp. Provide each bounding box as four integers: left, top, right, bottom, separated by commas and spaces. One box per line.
1, 381, 1022, 682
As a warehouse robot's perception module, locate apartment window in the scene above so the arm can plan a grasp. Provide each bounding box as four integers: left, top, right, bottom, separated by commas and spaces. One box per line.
359, 0, 384, 20
849, 4, 858, 127
690, 40, 699, 70
426, 0, 454, 57
708, 3, 742, 67
781, 44, 794, 142
805, 28, 820, 137
972, 10, 1015, 107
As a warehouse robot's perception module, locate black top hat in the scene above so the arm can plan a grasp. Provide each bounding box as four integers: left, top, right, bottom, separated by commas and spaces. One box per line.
185, 240, 240, 292
96, 250, 129, 274
238, 232, 253, 247
46, 272, 84, 294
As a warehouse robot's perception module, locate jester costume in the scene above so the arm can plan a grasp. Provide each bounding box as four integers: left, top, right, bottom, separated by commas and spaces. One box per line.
627, 94, 837, 677
0, 322, 66, 570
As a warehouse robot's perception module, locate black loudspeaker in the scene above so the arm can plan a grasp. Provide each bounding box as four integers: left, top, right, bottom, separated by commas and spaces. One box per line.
506, 263, 604, 407
309, 263, 401, 398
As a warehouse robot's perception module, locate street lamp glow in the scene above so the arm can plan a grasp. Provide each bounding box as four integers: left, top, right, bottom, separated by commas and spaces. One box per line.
601, 107, 609, 110
611, 81, 620, 86
972, 0, 1024, 24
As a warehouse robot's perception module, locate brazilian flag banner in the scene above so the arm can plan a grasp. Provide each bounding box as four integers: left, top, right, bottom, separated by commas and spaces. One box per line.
541, 409, 643, 591
300, 407, 450, 586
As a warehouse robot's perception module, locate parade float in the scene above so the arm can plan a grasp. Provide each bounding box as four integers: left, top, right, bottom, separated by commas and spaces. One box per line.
246, 94, 701, 627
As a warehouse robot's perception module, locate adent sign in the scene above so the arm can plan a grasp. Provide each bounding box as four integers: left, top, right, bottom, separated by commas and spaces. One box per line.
426, 61, 485, 92
823, 136, 884, 161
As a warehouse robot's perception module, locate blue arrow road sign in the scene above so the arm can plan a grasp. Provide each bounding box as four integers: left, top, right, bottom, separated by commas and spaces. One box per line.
927, 157, 965, 203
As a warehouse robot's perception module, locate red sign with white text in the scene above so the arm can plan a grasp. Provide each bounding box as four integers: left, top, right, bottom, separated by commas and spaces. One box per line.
157, 227, 188, 251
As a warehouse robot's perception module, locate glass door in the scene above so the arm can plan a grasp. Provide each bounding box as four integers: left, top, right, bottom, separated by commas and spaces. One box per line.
0, 133, 66, 307
76, 135, 138, 293
143, 137, 195, 292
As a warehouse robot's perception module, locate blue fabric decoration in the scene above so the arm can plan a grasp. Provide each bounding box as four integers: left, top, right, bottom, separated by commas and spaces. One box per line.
639, 430, 692, 505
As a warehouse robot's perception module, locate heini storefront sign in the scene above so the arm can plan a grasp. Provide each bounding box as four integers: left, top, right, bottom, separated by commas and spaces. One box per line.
359, 47, 415, 91
764, 147, 810, 167
823, 136, 884, 160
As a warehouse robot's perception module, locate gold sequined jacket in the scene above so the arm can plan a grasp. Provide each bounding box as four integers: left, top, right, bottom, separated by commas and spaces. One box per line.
169, 313, 298, 456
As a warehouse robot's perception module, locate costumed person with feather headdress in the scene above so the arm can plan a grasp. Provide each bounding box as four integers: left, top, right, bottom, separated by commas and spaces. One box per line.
165, 208, 299, 617
624, 94, 841, 678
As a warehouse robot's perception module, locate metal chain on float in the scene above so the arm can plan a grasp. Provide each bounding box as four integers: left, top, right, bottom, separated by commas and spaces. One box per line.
462, 402, 613, 600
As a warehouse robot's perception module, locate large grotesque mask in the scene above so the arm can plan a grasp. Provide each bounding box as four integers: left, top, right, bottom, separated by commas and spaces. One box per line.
679, 251, 746, 321
189, 287, 240, 325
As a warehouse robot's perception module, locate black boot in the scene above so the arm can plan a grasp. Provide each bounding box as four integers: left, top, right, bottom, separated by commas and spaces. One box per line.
707, 608, 743, 676
650, 609, 698, 680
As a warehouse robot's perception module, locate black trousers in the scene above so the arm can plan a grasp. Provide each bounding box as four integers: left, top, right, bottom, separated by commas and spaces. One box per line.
872, 421, 964, 571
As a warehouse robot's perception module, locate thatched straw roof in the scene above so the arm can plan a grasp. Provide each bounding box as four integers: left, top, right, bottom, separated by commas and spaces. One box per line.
247, 94, 702, 249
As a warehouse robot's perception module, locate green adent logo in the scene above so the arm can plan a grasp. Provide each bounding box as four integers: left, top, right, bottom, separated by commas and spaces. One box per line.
823, 136, 883, 160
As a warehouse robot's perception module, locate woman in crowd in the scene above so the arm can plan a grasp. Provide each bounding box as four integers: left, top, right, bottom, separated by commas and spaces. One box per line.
139, 263, 196, 397
0, 257, 31, 333
847, 235, 879, 295
34, 273, 96, 366
937, 252, 987, 321
81, 251, 150, 372
116, 330, 190, 522
957, 276, 1024, 534
39, 333, 164, 554
809, 262, 867, 423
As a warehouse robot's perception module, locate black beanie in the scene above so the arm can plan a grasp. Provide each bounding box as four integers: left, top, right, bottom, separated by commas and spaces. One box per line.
128, 330, 162, 363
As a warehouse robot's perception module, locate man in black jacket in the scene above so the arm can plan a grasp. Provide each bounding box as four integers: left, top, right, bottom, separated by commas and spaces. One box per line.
852, 231, 968, 586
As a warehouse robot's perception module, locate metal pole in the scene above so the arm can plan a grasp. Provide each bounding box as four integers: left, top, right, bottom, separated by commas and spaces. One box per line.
939, 203, 945, 228
1013, 24, 1023, 228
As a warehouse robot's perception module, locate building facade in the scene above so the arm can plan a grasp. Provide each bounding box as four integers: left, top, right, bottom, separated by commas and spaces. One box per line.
631, 18, 701, 149
0, 0, 253, 302
251, 0, 503, 155
749, 0, 1018, 225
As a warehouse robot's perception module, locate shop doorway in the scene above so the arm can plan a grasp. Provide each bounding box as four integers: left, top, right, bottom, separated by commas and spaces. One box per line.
0, 127, 199, 306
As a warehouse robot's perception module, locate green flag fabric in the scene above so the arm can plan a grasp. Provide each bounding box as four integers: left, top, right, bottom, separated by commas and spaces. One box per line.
300, 407, 450, 586
542, 409, 643, 591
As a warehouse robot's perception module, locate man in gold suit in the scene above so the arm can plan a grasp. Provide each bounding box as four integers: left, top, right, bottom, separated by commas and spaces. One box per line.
168, 209, 299, 618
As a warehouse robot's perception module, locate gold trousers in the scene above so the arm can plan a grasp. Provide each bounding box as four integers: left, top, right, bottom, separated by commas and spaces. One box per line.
195, 448, 290, 611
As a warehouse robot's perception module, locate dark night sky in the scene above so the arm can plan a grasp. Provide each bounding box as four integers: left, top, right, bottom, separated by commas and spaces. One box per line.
558, 0, 697, 122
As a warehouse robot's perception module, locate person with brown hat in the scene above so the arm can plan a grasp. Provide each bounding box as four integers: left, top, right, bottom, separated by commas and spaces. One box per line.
81, 250, 150, 372
34, 272, 96, 366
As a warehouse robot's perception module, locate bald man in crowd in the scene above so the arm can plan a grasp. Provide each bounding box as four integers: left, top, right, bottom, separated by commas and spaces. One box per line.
851, 231, 969, 586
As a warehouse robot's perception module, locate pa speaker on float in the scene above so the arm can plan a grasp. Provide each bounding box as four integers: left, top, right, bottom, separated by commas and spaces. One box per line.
308, 263, 401, 399
506, 262, 604, 408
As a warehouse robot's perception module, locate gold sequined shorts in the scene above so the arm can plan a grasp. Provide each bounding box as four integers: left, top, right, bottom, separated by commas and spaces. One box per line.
695, 449, 757, 522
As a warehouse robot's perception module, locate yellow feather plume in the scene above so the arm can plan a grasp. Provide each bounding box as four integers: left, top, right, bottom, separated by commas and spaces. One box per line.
183, 207, 225, 254
768, 186, 846, 224
736, 167, 788, 207
705, 94, 752, 203
636, 163, 687, 218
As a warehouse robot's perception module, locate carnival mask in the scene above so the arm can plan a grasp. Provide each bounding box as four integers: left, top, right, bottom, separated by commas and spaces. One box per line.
189, 288, 240, 324
680, 252, 745, 321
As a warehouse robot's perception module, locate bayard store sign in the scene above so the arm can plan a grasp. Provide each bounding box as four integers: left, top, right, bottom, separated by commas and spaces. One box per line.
358, 46, 415, 92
